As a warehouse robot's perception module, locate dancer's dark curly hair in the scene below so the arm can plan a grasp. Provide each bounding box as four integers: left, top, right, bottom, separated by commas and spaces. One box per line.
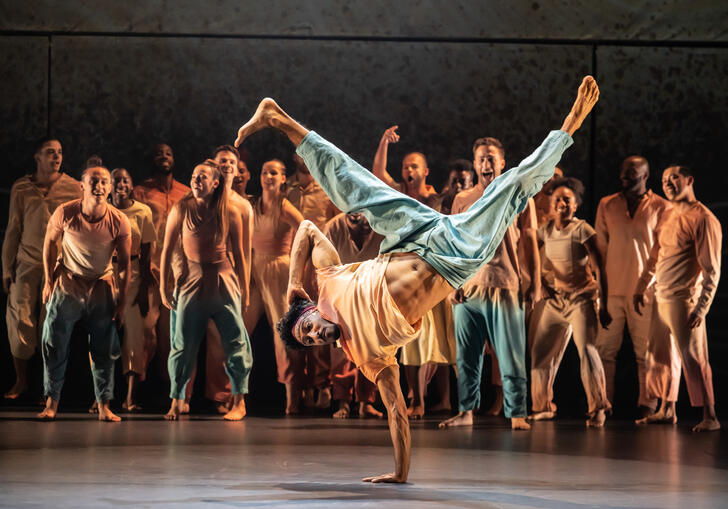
276, 298, 316, 351
545, 176, 585, 206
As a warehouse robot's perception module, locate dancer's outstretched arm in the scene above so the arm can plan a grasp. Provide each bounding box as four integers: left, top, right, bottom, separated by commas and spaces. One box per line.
287, 220, 341, 304
372, 126, 400, 189
560, 76, 600, 135
363, 365, 410, 483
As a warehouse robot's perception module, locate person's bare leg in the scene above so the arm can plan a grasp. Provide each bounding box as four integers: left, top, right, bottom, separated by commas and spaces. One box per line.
560, 76, 600, 136
122, 372, 142, 412
485, 386, 504, 416
223, 394, 247, 421
285, 383, 301, 415
165, 398, 185, 420
428, 365, 452, 412
235, 98, 310, 149
586, 409, 605, 428
316, 386, 332, 409
692, 405, 720, 432
303, 388, 316, 408
4, 357, 29, 399
333, 400, 350, 419
358, 402, 384, 418
438, 410, 474, 428
636, 400, 676, 424
98, 401, 122, 422
511, 417, 531, 430
181, 400, 190, 414
405, 365, 425, 420
89, 400, 99, 414
37, 397, 58, 420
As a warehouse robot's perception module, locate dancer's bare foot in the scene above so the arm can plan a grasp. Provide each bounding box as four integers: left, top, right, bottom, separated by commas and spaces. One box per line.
234, 98, 309, 148
358, 402, 383, 419
511, 417, 531, 430
635, 407, 677, 425
586, 409, 606, 428
122, 401, 142, 413
692, 418, 720, 432
407, 404, 424, 420
438, 410, 473, 429
180, 401, 190, 414
98, 402, 122, 422
3, 381, 27, 399
88, 401, 99, 414
37, 398, 58, 420
485, 387, 503, 416
560, 76, 600, 136
333, 401, 350, 419
215, 402, 231, 414
315, 387, 332, 409
164, 399, 184, 421
223, 395, 246, 421
362, 472, 407, 484
637, 405, 655, 420
529, 410, 556, 421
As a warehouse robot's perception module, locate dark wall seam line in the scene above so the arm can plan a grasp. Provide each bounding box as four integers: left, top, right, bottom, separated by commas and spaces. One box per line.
1, 29, 728, 48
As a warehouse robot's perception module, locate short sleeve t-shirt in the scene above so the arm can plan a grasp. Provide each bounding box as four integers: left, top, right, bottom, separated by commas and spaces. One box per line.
538, 218, 596, 292
316, 254, 420, 382
47, 199, 131, 279
118, 200, 156, 256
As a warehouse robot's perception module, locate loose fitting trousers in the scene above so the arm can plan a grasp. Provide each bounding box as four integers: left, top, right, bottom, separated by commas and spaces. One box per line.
648, 299, 713, 407
116, 262, 157, 380
6, 260, 45, 359
168, 260, 252, 400
42, 276, 119, 402
596, 295, 657, 409
453, 288, 527, 418
530, 290, 610, 416
244, 252, 304, 386
296, 130, 572, 288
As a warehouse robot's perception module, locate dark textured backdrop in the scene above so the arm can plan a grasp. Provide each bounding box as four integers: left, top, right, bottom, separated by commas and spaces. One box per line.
0, 1, 726, 415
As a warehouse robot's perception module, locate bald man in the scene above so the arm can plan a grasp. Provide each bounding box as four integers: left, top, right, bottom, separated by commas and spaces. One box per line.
38, 166, 131, 421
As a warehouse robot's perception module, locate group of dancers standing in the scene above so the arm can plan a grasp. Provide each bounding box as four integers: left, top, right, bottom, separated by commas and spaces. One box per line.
1, 78, 720, 439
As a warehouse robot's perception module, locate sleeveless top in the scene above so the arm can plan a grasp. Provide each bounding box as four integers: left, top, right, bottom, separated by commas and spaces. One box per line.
181, 203, 227, 264
252, 197, 295, 256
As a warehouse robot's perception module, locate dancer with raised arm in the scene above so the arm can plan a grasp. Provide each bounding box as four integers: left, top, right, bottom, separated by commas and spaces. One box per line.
235, 76, 599, 483
161, 160, 252, 421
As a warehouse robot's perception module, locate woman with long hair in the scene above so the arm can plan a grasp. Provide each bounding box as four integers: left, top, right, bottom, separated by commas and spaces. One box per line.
244, 159, 305, 414
160, 159, 252, 420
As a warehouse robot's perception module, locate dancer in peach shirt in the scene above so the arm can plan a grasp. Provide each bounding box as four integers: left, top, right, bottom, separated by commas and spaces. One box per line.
634, 165, 721, 431
161, 160, 252, 421
2, 138, 81, 399
595, 156, 672, 418
38, 166, 131, 421
235, 76, 599, 482
244, 159, 305, 414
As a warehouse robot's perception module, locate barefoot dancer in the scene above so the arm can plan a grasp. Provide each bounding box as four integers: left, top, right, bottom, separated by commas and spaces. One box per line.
528, 177, 612, 427
38, 167, 131, 422
161, 160, 252, 421
110, 169, 156, 412
594, 156, 672, 419
203, 145, 254, 413
439, 136, 540, 431
323, 212, 384, 419
2, 138, 81, 400
634, 165, 721, 432
235, 76, 599, 482
243, 159, 305, 414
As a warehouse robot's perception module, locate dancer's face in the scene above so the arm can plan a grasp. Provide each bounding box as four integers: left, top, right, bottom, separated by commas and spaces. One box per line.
214, 150, 238, 187
296, 310, 341, 346
233, 160, 251, 196
345, 212, 372, 235
448, 170, 474, 193
401, 153, 429, 188
260, 160, 286, 192
190, 165, 219, 199
153, 144, 174, 174
551, 186, 578, 221
111, 169, 133, 203
35, 140, 62, 174
662, 166, 692, 202
473, 145, 505, 187
620, 157, 648, 192
82, 167, 112, 206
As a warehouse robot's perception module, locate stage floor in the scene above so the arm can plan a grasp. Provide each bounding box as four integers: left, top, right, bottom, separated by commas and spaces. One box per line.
0, 411, 726, 508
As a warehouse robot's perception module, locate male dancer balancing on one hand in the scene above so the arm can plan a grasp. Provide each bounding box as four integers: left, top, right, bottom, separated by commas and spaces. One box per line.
234, 76, 600, 483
